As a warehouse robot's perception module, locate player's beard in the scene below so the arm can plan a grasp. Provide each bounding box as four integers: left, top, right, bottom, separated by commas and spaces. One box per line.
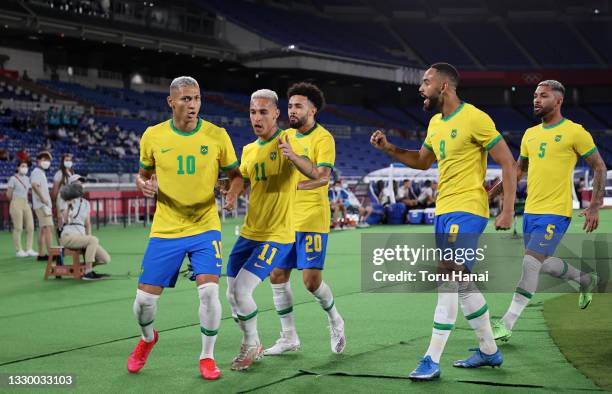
289, 114, 307, 129
423, 92, 442, 112
533, 105, 551, 118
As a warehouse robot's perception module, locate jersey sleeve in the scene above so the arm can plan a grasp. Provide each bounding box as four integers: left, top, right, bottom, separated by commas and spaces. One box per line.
219, 129, 239, 171
7, 176, 15, 189
423, 129, 433, 152
472, 111, 502, 150
53, 171, 62, 183
139, 128, 155, 170
315, 133, 335, 168
573, 125, 597, 159
519, 133, 529, 159
239, 147, 250, 181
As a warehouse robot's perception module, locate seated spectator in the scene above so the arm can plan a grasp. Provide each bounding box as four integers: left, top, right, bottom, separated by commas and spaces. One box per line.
417, 180, 436, 208
59, 174, 111, 280
329, 180, 349, 229
397, 179, 419, 207
0, 148, 9, 161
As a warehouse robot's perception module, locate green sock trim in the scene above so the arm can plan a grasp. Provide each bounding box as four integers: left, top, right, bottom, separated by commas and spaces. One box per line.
465, 304, 489, 320
139, 320, 154, 327
201, 327, 218, 336
515, 287, 533, 299
237, 309, 258, 321
323, 300, 335, 312
433, 321, 454, 330
560, 261, 569, 278
277, 306, 294, 316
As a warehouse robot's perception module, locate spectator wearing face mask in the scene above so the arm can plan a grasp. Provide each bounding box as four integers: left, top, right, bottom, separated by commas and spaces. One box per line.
60, 174, 111, 280
30, 151, 54, 261
7, 160, 37, 258
51, 153, 75, 227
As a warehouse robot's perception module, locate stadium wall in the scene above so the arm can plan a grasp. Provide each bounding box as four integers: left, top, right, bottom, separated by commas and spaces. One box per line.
0, 46, 44, 79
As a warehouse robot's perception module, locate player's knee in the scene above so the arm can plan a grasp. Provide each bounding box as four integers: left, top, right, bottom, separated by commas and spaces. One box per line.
304, 276, 322, 293
198, 282, 219, 304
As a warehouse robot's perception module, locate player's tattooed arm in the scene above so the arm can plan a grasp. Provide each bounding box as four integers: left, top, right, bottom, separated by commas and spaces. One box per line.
136, 168, 157, 198
370, 130, 436, 170
223, 167, 244, 211
581, 151, 607, 232
297, 166, 332, 190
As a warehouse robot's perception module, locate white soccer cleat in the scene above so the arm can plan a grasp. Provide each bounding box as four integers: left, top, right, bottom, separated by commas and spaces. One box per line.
26, 249, 38, 257
230, 342, 264, 371
264, 332, 301, 356
329, 318, 346, 354
16, 250, 28, 258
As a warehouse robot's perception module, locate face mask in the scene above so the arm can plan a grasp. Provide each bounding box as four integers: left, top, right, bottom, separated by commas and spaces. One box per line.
334, 186, 342, 192
40, 161, 51, 170
64, 161, 73, 169
18, 167, 28, 175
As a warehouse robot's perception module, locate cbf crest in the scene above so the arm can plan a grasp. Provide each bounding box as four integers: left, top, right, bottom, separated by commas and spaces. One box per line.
270, 151, 277, 161
450, 129, 458, 139
201, 145, 208, 155
555, 135, 562, 142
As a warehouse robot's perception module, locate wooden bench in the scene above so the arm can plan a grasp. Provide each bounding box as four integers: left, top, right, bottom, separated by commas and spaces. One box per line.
44, 247, 87, 280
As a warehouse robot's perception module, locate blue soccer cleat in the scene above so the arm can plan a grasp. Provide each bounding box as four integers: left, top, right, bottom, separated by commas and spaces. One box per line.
453, 348, 503, 368
409, 355, 441, 381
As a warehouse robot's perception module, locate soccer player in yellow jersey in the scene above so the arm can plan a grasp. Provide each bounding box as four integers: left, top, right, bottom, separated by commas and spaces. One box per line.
371, 63, 517, 380
226, 89, 319, 371
492, 80, 606, 342
127, 77, 243, 380
264, 82, 346, 356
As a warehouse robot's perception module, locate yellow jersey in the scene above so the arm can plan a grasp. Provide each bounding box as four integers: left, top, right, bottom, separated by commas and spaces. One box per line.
423, 102, 502, 218
239, 129, 305, 244
287, 124, 335, 233
139, 118, 238, 238
520, 118, 596, 217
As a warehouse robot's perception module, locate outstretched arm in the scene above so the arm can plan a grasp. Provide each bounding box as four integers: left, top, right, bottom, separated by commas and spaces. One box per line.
370, 130, 436, 170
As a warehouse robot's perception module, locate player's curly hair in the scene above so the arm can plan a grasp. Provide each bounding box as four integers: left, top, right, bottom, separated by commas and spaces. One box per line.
287, 82, 326, 112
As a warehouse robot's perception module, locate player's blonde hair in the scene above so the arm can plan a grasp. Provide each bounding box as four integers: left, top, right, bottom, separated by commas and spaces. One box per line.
251, 89, 278, 106
170, 76, 199, 92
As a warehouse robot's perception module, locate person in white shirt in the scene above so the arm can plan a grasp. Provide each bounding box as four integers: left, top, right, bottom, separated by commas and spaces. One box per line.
51, 153, 75, 227
7, 161, 37, 257
59, 174, 111, 280
417, 180, 435, 208
30, 151, 54, 261
397, 179, 419, 207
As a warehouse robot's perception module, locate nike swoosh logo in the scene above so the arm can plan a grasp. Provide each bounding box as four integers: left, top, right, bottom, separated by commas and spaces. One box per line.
307, 256, 317, 261
539, 242, 548, 247
161, 148, 173, 153
528, 138, 535, 142
216, 262, 222, 267
254, 263, 264, 269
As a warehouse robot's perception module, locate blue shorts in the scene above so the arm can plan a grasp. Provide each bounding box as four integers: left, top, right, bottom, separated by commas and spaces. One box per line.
227, 236, 293, 281
523, 213, 571, 256
139, 230, 222, 288
433, 212, 489, 272
277, 232, 329, 271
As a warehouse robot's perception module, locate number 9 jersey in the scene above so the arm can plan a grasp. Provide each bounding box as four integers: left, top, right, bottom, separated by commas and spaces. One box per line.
139, 118, 239, 238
